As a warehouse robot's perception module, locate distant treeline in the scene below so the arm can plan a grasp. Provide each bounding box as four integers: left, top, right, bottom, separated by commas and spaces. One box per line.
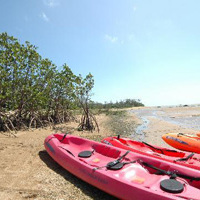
89, 99, 144, 109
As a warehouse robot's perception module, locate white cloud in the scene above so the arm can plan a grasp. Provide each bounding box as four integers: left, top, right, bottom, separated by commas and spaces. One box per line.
43, 0, 60, 8
105, 34, 118, 43
40, 12, 49, 22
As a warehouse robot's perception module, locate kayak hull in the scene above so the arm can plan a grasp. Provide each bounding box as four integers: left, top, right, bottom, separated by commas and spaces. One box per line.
44, 133, 200, 200
101, 136, 200, 170
162, 133, 200, 153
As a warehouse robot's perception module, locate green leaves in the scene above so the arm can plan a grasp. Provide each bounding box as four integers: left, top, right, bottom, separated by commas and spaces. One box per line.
0, 32, 94, 131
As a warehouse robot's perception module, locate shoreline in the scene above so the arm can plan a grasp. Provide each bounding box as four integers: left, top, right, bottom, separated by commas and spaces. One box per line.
130, 106, 200, 147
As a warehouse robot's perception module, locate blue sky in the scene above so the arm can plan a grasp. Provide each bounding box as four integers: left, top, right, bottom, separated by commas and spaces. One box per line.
1, 0, 200, 106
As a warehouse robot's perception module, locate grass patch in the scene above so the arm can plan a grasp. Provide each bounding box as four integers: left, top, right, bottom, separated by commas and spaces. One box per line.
105, 110, 136, 137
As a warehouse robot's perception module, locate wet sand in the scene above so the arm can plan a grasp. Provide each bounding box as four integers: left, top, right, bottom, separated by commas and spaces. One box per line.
130, 105, 200, 148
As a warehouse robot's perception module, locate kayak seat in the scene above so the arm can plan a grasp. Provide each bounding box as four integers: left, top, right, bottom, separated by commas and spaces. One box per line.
77, 145, 121, 159
78, 148, 131, 170
92, 144, 121, 159
79, 154, 115, 168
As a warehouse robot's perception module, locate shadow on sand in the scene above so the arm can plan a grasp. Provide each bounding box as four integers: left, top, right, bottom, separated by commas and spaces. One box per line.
39, 150, 117, 200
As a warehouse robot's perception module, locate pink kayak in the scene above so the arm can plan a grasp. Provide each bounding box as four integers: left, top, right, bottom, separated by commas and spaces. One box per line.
44, 133, 200, 200
101, 136, 200, 170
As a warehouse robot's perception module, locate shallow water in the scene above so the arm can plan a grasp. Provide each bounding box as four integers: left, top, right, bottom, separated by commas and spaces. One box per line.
159, 115, 200, 130
130, 107, 200, 140
134, 116, 149, 141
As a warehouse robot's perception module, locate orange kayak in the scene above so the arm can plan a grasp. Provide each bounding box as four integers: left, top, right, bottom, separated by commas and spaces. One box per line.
196, 133, 200, 137
162, 133, 200, 153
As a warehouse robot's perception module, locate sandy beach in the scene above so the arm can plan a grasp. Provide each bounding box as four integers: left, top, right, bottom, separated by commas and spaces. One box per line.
1, 105, 200, 200
130, 106, 200, 147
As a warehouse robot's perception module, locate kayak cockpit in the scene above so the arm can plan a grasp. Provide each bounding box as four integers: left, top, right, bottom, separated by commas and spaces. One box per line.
45, 133, 200, 199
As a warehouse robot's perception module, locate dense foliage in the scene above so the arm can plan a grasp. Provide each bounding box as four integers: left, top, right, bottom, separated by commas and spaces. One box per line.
0, 32, 144, 134
0, 32, 93, 132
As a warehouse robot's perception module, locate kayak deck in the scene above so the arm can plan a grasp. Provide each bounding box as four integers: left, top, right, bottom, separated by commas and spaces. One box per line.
102, 136, 200, 170
45, 133, 200, 200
